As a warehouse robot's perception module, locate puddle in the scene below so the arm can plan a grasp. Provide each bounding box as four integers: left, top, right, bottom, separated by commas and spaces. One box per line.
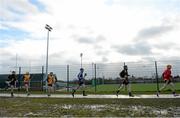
24, 112, 42, 117
61, 104, 106, 111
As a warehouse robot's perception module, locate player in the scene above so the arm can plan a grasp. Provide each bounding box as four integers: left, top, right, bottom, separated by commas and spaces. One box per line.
72, 68, 87, 97
8, 71, 17, 97
116, 65, 134, 97
5, 78, 11, 91
157, 65, 178, 97
52, 74, 58, 93
47, 72, 55, 96
23, 72, 31, 96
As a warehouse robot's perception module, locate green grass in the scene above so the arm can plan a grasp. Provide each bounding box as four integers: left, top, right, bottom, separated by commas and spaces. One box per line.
1, 82, 180, 94
0, 97, 180, 117
85, 82, 180, 94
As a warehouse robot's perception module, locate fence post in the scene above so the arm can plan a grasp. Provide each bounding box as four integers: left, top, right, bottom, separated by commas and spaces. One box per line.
18, 67, 21, 91
155, 61, 159, 92
94, 64, 97, 92
67, 65, 69, 92
42, 66, 44, 91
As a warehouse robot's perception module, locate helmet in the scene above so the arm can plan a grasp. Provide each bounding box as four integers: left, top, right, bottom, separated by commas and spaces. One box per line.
50, 72, 53, 75
167, 65, 172, 69
80, 68, 84, 71
124, 65, 128, 70
12, 71, 16, 74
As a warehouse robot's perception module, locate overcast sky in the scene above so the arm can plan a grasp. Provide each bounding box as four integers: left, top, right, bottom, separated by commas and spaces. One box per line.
1, 0, 180, 69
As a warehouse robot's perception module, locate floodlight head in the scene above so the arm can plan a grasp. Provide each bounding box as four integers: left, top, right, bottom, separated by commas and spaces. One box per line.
80, 53, 83, 57
45, 24, 53, 31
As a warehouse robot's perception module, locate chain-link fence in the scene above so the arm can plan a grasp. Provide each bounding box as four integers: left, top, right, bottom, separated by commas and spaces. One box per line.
0, 60, 180, 94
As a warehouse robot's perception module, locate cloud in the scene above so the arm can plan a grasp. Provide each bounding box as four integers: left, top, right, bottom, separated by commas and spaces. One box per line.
135, 25, 174, 40
1, 0, 180, 70
76, 35, 106, 44
101, 56, 109, 62
153, 42, 176, 50
96, 50, 109, 56
0, 0, 40, 21
0, 49, 14, 61
65, 59, 79, 65
112, 41, 152, 55
77, 37, 94, 44
29, 0, 46, 12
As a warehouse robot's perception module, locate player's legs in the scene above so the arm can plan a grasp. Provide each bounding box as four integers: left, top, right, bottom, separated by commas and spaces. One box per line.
116, 84, 125, 96
5, 81, 9, 90
169, 82, 175, 92
159, 80, 169, 91
25, 83, 30, 95
47, 85, 52, 96
80, 84, 87, 96
73, 85, 80, 92
25, 83, 28, 92
72, 85, 81, 97
10, 85, 14, 97
53, 83, 56, 93
169, 82, 178, 96
127, 84, 133, 97
157, 80, 169, 97
72, 81, 83, 97
118, 84, 125, 91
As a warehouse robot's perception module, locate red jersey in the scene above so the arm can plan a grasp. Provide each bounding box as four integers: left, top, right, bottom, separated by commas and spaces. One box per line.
162, 69, 172, 80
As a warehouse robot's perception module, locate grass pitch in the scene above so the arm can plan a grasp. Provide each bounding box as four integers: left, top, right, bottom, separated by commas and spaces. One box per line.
85, 82, 180, 94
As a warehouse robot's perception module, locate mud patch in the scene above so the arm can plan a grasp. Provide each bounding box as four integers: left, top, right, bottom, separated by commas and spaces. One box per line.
61, 104, 106, 111
24, 112, 43, 117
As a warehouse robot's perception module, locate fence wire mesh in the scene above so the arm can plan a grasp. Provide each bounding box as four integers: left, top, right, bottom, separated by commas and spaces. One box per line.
0, 60, 180, 93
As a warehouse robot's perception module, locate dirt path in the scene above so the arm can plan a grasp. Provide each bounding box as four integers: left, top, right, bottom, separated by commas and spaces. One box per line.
0, 93, 179, 98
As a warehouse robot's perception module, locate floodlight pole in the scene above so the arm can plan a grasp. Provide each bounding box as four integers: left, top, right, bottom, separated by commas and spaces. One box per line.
45, 24, 52, 91
80, 53, 83, 68
15, 53, 17, 72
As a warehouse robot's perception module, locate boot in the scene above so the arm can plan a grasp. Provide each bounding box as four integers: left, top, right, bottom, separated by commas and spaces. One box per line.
83, 91, 87, 96
173, 91, 179, 97
156, 91, 160, 97
116, 90, 120, 97
129, 92, 134, 97
27, 92, 30, 96
11, 92, 14, 97
72, 89, 76, 98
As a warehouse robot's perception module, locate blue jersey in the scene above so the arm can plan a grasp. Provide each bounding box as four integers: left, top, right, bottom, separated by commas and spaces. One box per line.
77, 72, 84, 81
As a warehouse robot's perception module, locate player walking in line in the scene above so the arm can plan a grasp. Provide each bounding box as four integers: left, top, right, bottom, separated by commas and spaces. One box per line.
47, 72, 55, 96
157, 65, 178, 97
52, 74, 57, 93
72, 68, 87, 97
23, 72, 31, 96
8, 71, 17, 97
116, 65, 134, 97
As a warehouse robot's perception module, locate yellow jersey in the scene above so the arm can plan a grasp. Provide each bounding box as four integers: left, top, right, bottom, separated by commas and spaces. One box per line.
47, 75, 55, 85
24, 74, 30, 82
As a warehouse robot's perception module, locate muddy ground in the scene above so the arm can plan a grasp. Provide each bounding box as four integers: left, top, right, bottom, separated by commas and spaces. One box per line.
0, 98, 180, 117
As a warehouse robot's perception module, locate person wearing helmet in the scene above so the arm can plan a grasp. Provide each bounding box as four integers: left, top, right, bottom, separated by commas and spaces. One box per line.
47, 72, 55, 96
72, 68, 87, 97
8, 71, 17, 97
116, 65, 134, 97
23, 72, 31, 96
157, 65, 178, 97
